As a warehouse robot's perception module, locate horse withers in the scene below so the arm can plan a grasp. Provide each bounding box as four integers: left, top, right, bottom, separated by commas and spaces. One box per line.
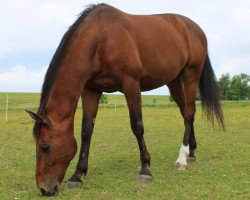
27, 4, 224, 196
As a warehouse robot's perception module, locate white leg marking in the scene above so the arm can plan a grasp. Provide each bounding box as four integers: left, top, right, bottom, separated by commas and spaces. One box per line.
176, 144, 190, 166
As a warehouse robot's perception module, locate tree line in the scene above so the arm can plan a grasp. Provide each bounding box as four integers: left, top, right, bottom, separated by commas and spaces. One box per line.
218, 73, 250, 100
169, 73, 249, 102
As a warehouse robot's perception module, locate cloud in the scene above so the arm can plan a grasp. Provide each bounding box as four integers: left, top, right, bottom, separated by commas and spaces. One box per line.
0, 0, 91, 55
0, 53, 5, 59
0, 65, 48, 92
217, 55, 250, 77
0, 0, 249, 93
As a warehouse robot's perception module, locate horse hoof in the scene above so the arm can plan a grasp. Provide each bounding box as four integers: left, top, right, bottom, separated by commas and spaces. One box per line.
187, 157, 196, 162
138, 175, 153, 182
174, 163, 187, 171
64, 181, 82, 189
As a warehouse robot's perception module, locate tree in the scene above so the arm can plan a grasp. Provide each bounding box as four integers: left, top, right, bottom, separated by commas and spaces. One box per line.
170, 73, 249, 102
229, 73, 250, 100
218, 73, 230, 100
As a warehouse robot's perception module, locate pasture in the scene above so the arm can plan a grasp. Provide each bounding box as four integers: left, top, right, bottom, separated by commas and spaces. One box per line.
0, 93, 249, 199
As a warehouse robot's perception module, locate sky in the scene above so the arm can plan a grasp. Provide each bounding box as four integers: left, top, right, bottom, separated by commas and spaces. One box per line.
0, 0, 249, 94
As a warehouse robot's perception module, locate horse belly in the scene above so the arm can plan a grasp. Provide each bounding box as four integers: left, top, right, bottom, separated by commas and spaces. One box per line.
140, 65, 181, 91
139, 46, 186, 91
86, 76, 122, 93
140, 77, 166, 91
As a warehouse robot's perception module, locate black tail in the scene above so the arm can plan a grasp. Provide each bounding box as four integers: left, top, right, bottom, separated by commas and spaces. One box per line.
199, 55, 225, 130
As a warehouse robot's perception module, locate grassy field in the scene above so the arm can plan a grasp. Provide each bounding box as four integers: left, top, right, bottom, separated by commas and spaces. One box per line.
0, 93, 249, 199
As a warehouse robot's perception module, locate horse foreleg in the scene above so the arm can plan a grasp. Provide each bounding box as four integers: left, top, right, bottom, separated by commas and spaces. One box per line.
65, 88, 101, 188
123, 77, 152, 182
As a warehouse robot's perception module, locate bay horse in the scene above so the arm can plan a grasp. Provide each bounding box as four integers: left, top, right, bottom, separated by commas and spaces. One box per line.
26, 4, 224, 196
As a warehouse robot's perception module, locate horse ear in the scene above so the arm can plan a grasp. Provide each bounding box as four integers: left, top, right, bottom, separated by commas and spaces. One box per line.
26, 110, 45, 124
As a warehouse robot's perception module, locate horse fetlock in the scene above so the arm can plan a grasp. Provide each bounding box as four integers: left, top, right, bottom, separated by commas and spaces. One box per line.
140, 165, 152, 176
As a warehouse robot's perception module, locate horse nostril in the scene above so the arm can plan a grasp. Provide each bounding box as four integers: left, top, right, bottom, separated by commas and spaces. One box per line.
39, 188, 46, 195
54, 185, 59, 194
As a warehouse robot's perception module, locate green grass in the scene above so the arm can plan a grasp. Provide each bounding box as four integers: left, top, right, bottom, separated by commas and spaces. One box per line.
0, 93, 249, 199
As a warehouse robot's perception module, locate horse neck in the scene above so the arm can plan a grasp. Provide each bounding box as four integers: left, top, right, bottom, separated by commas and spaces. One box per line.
44, 28, 97, 125
45, 74, 79, 124
44, 59, 87, 124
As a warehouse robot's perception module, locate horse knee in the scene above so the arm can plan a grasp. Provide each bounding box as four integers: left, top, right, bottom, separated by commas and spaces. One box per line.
131, 120, 144, 136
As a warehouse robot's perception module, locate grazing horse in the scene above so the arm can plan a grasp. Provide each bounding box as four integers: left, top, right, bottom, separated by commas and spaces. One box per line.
26, 4, 224, 196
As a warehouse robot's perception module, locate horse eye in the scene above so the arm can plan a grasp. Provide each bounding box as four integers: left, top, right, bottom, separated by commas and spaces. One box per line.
40, 144, 51, 153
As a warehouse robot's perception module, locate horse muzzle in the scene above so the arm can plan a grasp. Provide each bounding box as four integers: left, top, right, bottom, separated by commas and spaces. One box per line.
39, 181, 59, 196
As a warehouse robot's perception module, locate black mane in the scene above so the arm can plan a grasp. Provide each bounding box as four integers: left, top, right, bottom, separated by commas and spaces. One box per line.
33, 3, 107, 138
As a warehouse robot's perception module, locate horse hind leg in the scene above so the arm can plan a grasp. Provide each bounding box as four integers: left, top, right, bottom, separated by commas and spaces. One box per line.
167, 76, 185, 117
168, 73, 198, 171
65, 88, 102, 188
168, 77, 197, 162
